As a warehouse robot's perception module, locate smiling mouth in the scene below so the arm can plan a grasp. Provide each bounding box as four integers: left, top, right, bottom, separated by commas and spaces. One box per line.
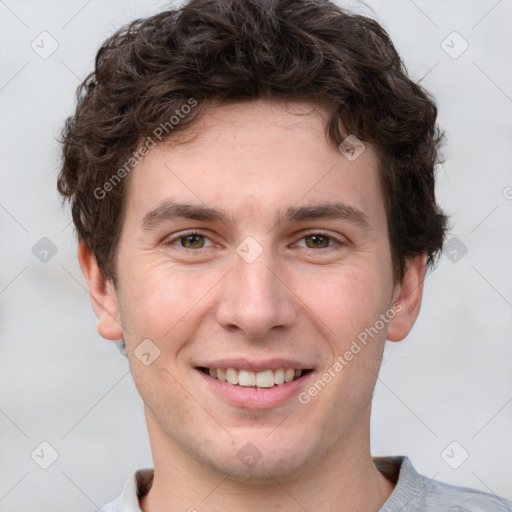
197, 367, 313, 388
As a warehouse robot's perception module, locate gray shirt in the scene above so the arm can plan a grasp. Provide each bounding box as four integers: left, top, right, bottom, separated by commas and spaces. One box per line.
101, 456, 512, 511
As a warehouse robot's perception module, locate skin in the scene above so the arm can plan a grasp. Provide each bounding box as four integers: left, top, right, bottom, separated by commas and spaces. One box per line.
79, 99, 425, 511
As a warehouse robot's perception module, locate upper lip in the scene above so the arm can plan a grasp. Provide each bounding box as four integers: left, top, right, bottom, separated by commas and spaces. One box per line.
196, 358, 313, 372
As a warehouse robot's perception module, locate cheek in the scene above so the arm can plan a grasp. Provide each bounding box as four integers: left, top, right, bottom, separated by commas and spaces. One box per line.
118, 260, 200, 407
305, 269, 390, 415
300, 263, 391, 339
117, 255, 217, 345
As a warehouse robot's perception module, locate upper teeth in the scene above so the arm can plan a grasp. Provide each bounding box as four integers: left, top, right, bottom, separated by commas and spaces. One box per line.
207, 368, 303, 388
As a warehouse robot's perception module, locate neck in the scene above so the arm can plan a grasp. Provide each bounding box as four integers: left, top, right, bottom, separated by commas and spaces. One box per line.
140, 413, 395, 512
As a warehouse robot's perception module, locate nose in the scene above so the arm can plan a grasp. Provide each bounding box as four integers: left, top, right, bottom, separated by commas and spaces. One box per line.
215, 246, 298, 339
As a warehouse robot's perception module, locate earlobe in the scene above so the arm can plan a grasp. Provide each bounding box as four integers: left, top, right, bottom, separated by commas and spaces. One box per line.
77, 242, 124, 341
386, 255, 426, 342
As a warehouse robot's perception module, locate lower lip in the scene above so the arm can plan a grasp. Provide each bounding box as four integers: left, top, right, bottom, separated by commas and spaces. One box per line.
196, 369, 313, 409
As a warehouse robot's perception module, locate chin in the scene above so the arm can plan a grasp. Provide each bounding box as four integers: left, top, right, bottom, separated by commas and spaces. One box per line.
203, 437, 318, 484
220, 456, 306, 484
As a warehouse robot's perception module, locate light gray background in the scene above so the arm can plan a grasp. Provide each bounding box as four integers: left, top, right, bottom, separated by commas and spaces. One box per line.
1, 0, 511, 510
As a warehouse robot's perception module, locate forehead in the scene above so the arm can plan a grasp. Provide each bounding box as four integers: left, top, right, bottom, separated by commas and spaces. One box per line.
123, 99, 385, 229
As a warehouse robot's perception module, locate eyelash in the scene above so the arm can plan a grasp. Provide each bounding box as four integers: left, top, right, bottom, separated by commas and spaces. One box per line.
165, 230, 346, 251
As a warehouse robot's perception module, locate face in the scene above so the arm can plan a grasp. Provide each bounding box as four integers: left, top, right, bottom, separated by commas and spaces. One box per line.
87, 99, 420, 482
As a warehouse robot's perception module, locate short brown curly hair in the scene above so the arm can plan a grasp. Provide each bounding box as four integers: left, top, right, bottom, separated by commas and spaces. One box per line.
58, 0, 448, 285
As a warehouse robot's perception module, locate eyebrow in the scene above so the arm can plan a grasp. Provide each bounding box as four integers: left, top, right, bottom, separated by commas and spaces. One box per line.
283, 203, 370, 230
141, 202, 230, 230
140, 201, 370, 231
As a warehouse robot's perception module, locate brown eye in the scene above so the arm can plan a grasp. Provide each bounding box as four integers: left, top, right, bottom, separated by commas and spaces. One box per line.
179, 234, 205, 249
304, 234, 331, 249
165, 231, 216, 251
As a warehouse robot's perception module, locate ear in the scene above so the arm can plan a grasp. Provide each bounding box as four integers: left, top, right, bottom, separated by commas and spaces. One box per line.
77, 241, 124, 340
386, 254, 426, 342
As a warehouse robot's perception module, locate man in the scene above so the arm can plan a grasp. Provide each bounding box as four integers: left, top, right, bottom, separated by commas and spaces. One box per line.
57, 0, 512, 510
